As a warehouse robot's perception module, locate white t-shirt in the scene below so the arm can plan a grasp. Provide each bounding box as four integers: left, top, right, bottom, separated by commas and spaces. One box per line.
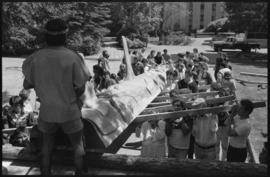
192, 113, 218, 146
140, 120, 166, 158
229, 115, 251, 148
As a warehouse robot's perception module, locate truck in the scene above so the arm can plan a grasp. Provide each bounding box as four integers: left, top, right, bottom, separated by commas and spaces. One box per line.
212, 36, 260, 52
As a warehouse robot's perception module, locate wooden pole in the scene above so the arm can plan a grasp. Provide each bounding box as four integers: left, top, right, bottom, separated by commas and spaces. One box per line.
240, 72, 267, 78
2, 145, 267, 177
154, 91, 219, 102
235, 78, 267, 85
143, 95, 236, 114
137, 101, 265, 123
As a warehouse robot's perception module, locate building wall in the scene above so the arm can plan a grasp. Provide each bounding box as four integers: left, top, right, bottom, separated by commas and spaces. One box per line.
163, 2, 226, 33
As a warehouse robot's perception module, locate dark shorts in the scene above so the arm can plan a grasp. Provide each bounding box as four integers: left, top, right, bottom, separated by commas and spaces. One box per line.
227, 144, 247, 162
38, 118, 84, 134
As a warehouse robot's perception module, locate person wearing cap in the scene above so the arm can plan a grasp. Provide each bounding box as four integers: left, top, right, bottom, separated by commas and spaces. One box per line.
192, 98, 218, 160
166, 95, 193, 159
162, 49, 171, 63
176, 70, 198, 93
226, 99, 254, 162
22, 18, 91, 175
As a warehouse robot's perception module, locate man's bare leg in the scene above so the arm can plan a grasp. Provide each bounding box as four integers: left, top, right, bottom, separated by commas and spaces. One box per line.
67, 130, 86, 175
40, 132, 55, 175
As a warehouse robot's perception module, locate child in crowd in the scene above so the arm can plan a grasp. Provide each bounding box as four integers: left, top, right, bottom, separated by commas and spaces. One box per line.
226, 99, 254, 162
162, 49, 171, 63
136, 119, 166, 158
19, 89, 35, 126
98, 50, 110, 72
221, 72, 237, 97
154, 51, 165, 65
166, 92, 193, 159
117, 64, 127, 81
7, 96, 28, 128
197, 62, 213, 86
192, 98, 218, 160
177, 70, 198, 93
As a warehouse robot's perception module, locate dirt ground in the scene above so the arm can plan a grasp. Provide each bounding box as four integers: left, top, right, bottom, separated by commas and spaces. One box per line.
2, 37, 267, 157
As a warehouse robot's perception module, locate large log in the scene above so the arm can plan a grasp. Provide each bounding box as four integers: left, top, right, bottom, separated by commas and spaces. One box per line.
2, 145, 267, 177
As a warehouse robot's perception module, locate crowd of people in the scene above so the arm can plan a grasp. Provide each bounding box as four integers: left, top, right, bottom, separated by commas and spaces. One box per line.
134, 47, 254, 163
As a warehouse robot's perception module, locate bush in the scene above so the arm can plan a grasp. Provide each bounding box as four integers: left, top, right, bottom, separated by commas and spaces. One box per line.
160, 32, 192, 46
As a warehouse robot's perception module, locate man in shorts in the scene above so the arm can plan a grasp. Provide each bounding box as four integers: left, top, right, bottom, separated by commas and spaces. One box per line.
22, 18, 91, 175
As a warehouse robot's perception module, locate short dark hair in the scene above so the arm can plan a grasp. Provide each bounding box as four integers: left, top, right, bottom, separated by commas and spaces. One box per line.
45, 18, 68, 46
164, 49, 167, 52
185, 70, 193, 77
9, 96, 22, 106
240, 99, 255, 115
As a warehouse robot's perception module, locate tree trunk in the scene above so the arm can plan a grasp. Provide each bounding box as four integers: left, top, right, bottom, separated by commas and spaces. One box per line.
2, 145, 267, 177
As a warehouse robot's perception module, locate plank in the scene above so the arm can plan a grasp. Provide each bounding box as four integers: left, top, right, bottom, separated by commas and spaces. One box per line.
137, 101, 265, 123
156, 91, 219, 102
235, 78, 267, 85
159, 85, 212, 96
2, 126, 33, 136
240, 72, 267, 78
247, 138, 260, 164
2, 146, 267, 177
144, 95, 236, 114
137, 105, 233, 123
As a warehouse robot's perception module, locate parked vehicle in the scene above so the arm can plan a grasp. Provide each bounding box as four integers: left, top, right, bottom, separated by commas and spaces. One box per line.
212, 36, 260, 52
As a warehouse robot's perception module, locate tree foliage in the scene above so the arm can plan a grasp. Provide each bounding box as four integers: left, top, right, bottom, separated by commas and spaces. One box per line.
2, 2, 111, 56
225, 2, 267, 33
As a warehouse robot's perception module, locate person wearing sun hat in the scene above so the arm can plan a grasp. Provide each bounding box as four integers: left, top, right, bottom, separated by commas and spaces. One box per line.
22, 18, 90, 175
192, 98, 218, 160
